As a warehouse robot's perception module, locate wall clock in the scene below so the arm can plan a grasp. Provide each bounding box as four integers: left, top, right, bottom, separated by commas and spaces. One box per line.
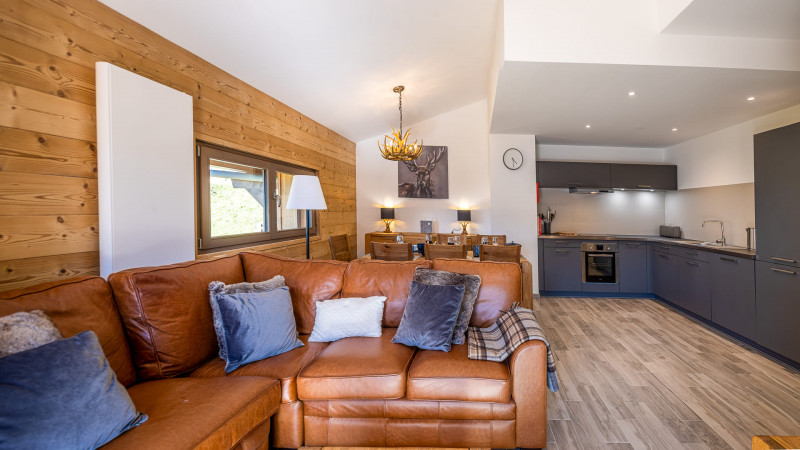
503, 148, 523, 170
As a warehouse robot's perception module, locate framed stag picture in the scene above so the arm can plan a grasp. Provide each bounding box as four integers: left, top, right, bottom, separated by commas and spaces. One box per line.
398, 146, 449, 199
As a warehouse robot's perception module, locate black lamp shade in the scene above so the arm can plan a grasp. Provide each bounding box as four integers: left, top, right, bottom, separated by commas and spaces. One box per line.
381, 207, 395, 220
457, 209, 471, 222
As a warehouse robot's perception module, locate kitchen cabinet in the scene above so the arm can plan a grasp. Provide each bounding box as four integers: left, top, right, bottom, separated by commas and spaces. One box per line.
677, 256, 711, 319
754, 121, 800, 268
619, 241, 648, 293
652, 250, 678, 303
543, 246, 582, 292
711, 255, 755, 340
536, 161, 611, 188
610, 164, 677, 190
755, 261, 800, 363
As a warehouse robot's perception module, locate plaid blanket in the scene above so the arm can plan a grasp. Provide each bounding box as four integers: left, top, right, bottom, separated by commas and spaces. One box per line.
468, 304, 559, 392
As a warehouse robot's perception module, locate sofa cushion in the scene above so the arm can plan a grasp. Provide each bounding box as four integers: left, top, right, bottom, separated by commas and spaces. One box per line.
341, 259, 432, 327
108, 255, 245, 380
407, 343, 511, 403
103, 377, 280, 450
392, 282, 465, 352
432, 259, 520, 327
413, 267, 481, 345
297, 329, 415, 400
239, 252, 349, 334
309, 296, 386, 342
190, 335, 327, 403
0, 310, 62, 357
0, 276, 137, 387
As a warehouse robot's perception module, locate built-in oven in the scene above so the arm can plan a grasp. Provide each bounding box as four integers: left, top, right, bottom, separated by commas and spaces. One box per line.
581, 242, 619, 283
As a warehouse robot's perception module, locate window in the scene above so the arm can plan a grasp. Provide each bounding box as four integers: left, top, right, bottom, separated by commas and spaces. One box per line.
197, 141, 317, 252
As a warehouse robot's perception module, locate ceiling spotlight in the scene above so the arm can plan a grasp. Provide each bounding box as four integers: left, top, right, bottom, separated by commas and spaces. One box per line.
672, 128, 678, 132
628, 91, 636, 96
585, 124, 591, 128
747, 96, 756, 101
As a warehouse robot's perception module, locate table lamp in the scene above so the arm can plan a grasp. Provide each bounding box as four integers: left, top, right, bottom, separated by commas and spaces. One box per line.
381, 207, 395, 232
457, 209, 471, 234
286, 175, 327, 259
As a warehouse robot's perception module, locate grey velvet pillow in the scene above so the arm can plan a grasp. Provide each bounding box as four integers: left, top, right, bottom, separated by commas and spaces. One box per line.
392, 281, 465, 352
0, 331, 147, 448
413, 268, 481, 345
0, 310, 63, 357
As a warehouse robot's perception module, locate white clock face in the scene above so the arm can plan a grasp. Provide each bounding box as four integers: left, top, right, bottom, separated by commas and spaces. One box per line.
503, 148, 523, 170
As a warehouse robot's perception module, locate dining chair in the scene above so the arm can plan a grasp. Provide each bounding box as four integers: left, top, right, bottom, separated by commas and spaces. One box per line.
424, 243, 467, 260
370, 242, 413, 261
328, 234, 352, 261
477, 234, 507, 246
479, 243, 521, 263
370, 234, 398, 243
436, 233, 471, 246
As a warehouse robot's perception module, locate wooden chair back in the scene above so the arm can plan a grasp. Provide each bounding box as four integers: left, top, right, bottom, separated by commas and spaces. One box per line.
328, 234, 351, 261
424, 244, 467, 260
480, 244, 521, 263
436, 233, 470, 246
477, 234, 507, 246
370, 242, 413, 261
370, 234, 398, 243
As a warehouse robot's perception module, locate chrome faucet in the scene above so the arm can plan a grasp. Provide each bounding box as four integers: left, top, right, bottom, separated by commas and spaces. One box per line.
702, 219, 726, 246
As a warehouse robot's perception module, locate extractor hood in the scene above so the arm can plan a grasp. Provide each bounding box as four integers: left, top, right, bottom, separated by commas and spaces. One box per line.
568, 187, 614, 195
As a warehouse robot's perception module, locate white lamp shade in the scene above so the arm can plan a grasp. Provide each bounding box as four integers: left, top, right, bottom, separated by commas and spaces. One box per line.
285, 175, 327, 210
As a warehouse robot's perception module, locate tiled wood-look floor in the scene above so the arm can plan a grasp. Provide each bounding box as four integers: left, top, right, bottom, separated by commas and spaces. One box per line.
537, 296, 800, 450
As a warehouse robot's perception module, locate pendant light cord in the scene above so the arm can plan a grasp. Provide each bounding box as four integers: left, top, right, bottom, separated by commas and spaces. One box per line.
398, 90, 403, 135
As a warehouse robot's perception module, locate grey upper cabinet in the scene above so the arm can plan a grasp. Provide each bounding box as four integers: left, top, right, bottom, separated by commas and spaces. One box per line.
609, 164, 677, 190
536, 161, 611, 188
755, 261, 800, 363
711, 255, 755, 340
619, 241, 649, 293
754, 121, 800, 268
542, 246, 582, 292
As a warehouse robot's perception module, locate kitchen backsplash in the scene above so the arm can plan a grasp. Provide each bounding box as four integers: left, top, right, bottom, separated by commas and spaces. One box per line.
665, 182, 755, 247
538, 188, 666, 235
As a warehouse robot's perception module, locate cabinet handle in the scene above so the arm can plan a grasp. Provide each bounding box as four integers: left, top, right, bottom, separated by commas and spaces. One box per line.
555, 249, 570, 253
568, 182, 583, 187
556, 241, 569, 244
686, 261, 700, 267
625, 243, 641, 247
771, 256, 797, 263
770, 267, 797, 275
637, 184, 652, 188
719, 257, 738, 263
658, 254, 670, 259
685, 251, 699, 256
658, 246, 670, 251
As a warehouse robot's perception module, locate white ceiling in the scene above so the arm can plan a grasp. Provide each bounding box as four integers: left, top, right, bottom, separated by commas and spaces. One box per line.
99, 0, 800, 148
98, 0, 498, 143
491, 62, 800, 147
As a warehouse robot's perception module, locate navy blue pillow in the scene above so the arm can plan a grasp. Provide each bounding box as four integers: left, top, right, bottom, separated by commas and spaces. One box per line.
0, 331, 147, 449
210, 286, 304, 373
392, 281, 465, 352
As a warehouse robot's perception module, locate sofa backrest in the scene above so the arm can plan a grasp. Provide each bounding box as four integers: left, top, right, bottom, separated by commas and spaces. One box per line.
108, 255, 245, 380
432, 259, 521, 327
341, 259, 433, 327
240, 252, 349, 334
0, 276, 137, 387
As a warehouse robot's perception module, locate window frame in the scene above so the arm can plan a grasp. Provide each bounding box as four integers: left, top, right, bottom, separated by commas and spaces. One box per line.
196, 141, 318, 253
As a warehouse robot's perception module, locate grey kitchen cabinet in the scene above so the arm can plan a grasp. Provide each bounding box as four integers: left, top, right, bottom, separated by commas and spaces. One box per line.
536, 161, 611, 188
754, 121, 800, 268
711, 255, 756, 340
677, 256, 711, 319
652, 251, 678, 303
542, 239, 581, 248
610, 164, 677, 190
543, 246, 582, 292
755, 261, 800, 363
619, 241, 649, 293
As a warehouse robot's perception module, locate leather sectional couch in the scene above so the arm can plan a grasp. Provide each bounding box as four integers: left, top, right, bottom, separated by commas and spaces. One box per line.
0, 251, 547, 448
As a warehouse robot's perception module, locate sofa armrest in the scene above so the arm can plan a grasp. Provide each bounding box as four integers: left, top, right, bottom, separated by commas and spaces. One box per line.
509, 340, 548, 449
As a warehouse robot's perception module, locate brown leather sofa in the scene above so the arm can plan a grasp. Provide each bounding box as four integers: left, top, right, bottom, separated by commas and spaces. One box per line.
0, 252, 547, 448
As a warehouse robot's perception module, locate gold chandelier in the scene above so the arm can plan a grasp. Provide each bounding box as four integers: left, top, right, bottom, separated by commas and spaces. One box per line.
378, 86, 423, 161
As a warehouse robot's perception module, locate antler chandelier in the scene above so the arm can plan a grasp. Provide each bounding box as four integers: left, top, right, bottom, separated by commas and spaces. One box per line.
378, 86, 423, 161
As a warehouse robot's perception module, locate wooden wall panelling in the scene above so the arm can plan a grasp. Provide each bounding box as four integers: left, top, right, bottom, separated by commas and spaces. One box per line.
0, 0, 357, 291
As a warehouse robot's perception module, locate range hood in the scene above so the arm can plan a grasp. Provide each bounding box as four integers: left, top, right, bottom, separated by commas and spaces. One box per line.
568, 187, 614, 195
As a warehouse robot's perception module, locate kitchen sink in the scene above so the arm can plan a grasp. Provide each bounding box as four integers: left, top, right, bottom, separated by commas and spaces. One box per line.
697, 242, 724, 247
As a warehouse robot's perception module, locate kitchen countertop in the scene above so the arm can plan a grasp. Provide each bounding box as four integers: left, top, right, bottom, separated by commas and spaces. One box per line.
538, 233, 756, 259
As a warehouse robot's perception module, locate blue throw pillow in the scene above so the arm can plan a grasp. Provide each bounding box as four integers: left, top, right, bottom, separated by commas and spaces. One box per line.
210, 286, 304, 373
0, 331, 147, 449
392, 281, 465, 352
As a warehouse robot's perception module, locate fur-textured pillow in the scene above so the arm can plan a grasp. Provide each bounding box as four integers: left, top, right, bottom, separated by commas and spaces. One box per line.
413, 267, 481, 345
0, 310, 63, 357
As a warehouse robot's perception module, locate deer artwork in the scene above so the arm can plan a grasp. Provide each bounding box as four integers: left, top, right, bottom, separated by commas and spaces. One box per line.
398, 147, 446, 198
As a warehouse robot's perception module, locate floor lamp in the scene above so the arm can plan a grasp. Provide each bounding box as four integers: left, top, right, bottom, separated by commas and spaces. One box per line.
286, 175, 327, 259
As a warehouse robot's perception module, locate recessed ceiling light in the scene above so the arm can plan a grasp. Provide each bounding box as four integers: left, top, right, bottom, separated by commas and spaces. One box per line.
585, 124, 591, 128
628, 91, 636, 96
672, 128, 678, 132
747, 96, 756, 101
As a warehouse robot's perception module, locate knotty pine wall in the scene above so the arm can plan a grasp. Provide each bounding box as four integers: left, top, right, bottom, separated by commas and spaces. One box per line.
0, 0, 357, 292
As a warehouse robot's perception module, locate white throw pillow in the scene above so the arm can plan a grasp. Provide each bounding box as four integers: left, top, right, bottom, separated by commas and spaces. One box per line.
309, 296, 387, 342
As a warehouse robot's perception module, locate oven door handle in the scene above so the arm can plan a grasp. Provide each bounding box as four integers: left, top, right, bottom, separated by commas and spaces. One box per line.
586, 253, 615, 258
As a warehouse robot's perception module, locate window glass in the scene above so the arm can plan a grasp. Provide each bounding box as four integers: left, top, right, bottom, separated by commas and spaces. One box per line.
209, 159, 266, 237
275, 171, 307, 231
